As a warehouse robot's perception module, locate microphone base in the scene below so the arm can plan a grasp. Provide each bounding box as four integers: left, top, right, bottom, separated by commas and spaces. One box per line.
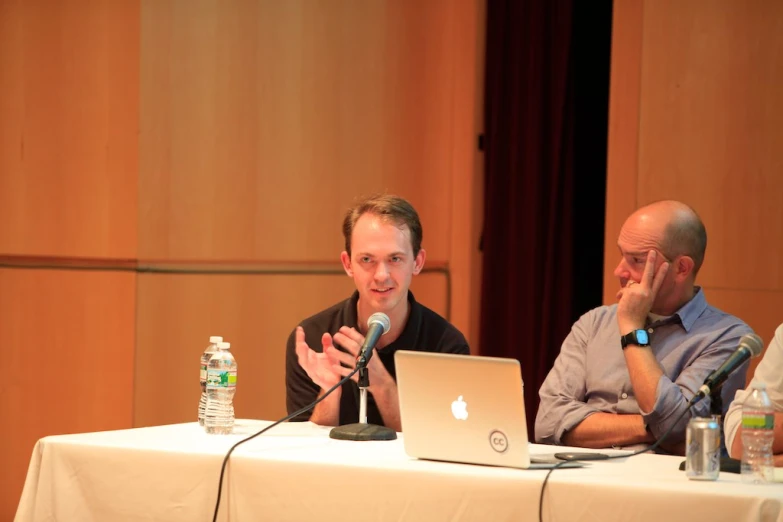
329, 423, 397, 441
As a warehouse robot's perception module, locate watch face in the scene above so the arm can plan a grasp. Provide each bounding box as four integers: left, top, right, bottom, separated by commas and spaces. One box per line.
636, 330, 649, 345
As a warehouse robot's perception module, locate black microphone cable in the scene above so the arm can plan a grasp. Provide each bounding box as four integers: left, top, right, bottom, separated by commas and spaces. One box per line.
211, 367, 360, 522
537, 393, 705, 522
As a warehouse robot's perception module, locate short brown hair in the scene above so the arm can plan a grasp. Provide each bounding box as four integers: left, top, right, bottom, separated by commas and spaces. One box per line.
342, 194, 423, 256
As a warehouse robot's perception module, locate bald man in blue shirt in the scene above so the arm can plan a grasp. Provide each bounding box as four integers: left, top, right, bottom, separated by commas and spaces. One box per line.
535, 201, 752, 453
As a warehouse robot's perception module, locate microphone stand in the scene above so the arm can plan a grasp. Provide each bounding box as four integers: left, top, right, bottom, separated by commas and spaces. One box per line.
708, 388, 728, 457
329, 366, 397, 441
709, 389, 722, 418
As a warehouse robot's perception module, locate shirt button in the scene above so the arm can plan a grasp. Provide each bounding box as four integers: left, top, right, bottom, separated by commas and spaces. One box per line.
621, 392, 628, 399
647, 328, 654, 333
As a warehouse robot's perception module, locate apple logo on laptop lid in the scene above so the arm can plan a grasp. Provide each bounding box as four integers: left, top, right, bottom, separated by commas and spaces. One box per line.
451, 395, 469, 420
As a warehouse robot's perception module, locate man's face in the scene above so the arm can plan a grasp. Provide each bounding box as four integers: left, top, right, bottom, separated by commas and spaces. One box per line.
613, 216, 676, 305
341, 213, 424, 316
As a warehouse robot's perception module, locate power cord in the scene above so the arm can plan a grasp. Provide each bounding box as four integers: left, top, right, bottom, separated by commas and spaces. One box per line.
537, 395, 702, 522
211, 368, 359, 522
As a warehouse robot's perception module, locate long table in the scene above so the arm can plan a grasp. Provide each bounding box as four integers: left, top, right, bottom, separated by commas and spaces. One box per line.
14, 420, 783, 522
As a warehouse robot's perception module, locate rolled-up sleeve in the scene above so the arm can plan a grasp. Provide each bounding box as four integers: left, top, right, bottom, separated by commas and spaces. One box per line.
640, 325, 753, 443
535, 311, 600, 444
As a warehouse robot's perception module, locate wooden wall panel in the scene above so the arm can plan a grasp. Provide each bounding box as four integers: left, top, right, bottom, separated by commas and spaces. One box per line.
136, 0, 485, 431
605, 0, 783, 383
2, 0, 483, 515
0, 269, 136, 522
602, 0, 644, 303
637, 1, 783, 292
133, 271, 448, 427
139, 0, 463, 263
448, 0, 485, 352
0, 0, 140, 517
0, 0, 139, 258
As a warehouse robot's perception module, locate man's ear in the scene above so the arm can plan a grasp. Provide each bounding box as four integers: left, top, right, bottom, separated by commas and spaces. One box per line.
340, 251, 353, 277
675, 255, 695, 281
412, 248, 426, 275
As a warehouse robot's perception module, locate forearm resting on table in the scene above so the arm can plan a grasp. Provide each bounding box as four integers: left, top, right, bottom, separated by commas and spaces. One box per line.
307, 388, 341, 427
562, 412, 653, 448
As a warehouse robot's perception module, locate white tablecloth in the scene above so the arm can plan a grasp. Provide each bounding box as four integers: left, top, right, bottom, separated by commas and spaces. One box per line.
14, 420, 783, 522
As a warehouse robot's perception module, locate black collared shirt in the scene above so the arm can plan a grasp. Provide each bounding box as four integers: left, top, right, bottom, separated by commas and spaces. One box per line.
286, 290, 470, 426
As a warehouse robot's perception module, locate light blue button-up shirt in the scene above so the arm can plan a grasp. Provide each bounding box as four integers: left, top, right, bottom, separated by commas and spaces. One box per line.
535, 288, 753, 446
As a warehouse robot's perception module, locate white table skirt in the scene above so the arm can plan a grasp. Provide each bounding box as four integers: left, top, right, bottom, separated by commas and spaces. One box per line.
14, 419, 783, 522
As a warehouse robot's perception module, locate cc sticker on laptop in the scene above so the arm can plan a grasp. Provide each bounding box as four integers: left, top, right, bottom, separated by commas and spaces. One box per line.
489, 430, 509, 453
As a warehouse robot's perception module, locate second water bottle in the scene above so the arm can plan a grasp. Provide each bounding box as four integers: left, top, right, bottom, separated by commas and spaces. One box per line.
205, 341, 237, 435
741, 382, 775, 483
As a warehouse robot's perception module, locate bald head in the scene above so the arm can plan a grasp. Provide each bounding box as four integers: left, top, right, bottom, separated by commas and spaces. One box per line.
627, 200, 707, 276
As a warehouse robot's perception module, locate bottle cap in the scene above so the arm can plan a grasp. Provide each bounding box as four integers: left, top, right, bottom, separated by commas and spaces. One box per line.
209, 336, 223, 343
218, 341, 231, 350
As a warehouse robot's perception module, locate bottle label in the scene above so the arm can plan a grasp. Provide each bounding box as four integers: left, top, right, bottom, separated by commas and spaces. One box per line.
207, 369, 237, 388
742, 413, 774, 430
200, 365, 207, 383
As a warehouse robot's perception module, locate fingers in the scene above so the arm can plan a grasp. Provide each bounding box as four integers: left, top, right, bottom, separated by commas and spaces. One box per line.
325, 342, 356, 368
295, 327, 311, 365
323, 343, 357, 382
651, 261, 670, 296
333, 327, 364, 357
641, 250, 657, 287
296, 326, 306, 344
296, 326, 369, 387
641, 250, 670, 297
295, 344, 310, 370
639, 250, 669, 299
322, 332, 354, 367
339, 326, 364, 344
321, 332, 334, 351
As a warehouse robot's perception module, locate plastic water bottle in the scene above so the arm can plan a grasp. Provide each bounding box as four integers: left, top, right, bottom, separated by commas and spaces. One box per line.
198, 336, 222, 426
204, 341, 237, 435
741, 382, 775, 483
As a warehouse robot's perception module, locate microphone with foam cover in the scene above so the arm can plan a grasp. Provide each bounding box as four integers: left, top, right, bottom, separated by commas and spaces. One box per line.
356, 312, 391, 369
696, 333, 764, 400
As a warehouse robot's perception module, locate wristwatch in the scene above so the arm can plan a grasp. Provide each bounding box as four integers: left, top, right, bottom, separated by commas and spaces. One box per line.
620, 329, 650, 349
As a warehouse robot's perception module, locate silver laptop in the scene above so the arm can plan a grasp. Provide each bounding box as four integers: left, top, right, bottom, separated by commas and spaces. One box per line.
395, 351, 581, 469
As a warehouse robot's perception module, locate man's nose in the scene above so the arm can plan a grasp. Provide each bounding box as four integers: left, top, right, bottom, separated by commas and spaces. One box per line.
374, 263, 390, 281
613, 259, 628, 279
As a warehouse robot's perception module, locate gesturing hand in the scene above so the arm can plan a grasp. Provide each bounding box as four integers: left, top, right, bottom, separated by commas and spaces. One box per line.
294, 327, 343, 391
332, 326, 394, 392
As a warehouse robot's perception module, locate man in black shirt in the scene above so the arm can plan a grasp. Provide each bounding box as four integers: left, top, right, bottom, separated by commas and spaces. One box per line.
285, 194, 469, 430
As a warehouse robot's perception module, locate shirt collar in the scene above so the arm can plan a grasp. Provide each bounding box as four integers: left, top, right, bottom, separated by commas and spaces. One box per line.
673, 287, 706, 333
344, 290, 420, 349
